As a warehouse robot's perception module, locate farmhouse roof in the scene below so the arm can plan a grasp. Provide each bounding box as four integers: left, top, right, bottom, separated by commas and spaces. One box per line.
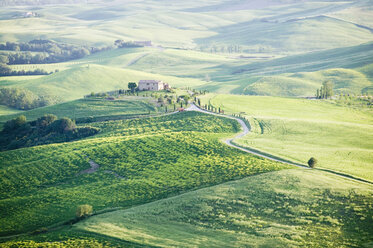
139, 80, 163, 83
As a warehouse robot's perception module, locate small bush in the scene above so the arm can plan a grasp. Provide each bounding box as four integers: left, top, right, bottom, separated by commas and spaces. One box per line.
76, 204, 93, 218
308, 157, 317, 168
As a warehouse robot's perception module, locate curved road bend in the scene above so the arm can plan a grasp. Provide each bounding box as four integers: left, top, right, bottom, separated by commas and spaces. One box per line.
187, 103, 311, 169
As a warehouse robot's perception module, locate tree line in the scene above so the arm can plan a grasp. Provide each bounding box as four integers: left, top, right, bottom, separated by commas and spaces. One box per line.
0, 40, 112, 65
114, 40, 145, 48
0, 39, 148, 76
0, 63, 50, 76
0, 114, 99, 151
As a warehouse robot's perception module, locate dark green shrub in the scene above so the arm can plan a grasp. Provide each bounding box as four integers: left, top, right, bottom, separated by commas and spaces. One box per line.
50, 117, 76, 133
36, 114, 57, 128
308, 157, 317, 168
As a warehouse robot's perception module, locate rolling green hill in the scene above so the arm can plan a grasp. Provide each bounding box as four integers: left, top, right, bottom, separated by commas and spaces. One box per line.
76, 169, 373, 247
195, 42, 373, 95
0, 111, 288, 235
243, 67, 373, 96
227, 42, 373, 78
0, 97, 158, 125
199, 94, 373, 181
0, 64, 210, 102
1, 0, 373, 247
197, 15, 373, 54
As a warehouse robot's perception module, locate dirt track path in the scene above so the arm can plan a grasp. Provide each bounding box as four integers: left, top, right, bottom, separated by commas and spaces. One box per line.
77, 160, 125, 179
125, 53, 149, 67
76, 160, 100, 175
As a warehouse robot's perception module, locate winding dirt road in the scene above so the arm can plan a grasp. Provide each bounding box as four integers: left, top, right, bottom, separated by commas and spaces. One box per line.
187, 104, 310, 168
186, 103, 373, 185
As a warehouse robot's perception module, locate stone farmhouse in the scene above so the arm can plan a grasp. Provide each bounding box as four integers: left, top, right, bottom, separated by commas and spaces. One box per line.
138, 80, 169, 91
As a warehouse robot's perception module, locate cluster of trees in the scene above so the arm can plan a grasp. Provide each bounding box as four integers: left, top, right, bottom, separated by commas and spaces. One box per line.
0, 88, 54, 110
0, 114, 99, 151
0, 39, 148, 77
316, 81, 333, 99
0, 40, 111, 65
128, 82, 137, 92
336, 93, 372, 108
114, 40, 145, 48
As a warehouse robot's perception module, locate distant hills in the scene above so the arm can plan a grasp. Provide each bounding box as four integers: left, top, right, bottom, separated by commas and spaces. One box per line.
0, 0, 93, 6
0, 0, 372, 98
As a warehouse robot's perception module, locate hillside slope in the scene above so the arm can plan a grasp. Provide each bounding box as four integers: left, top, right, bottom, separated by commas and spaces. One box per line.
77, 169, 373, 247
197, 15, 373, 54
200, 94, 373, 180
2, 64, 209, 102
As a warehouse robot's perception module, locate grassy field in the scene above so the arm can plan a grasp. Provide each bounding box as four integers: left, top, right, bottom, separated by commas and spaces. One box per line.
0, 97, 158, 124
128, 49, 235, 78
242, 67, 373, 96
0, 111, 289, 235
198, 42, 373, 95
199, 94, 373, 181
197, 15, 373, 54
76, 169, 373, 247
0, 105, 22, 116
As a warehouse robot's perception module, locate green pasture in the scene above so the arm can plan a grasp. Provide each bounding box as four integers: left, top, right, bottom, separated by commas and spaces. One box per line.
0, 111, 288, 235
242, 67, 372, 96
128, 48, 235, 78
199, 94, 373, 181
0, 105, 22, 116
77, 169, 373, 247
0, 97, 157, 124
197, 15, 373, 54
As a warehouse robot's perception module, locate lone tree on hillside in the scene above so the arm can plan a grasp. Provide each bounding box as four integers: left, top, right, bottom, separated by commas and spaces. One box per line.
128, 82, 137, 93
76, 204, 93, 219
308, 157, 317, 168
